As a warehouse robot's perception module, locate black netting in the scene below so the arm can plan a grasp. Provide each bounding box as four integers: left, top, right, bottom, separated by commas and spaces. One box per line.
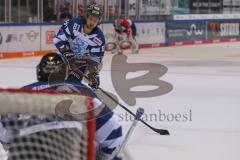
1, 116, 88, 160
0, 89, 95, 160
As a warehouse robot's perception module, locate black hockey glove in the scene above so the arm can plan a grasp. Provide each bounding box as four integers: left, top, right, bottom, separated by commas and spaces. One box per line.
59, 45, 75, 65
87, 72, 100, 90
61, 52, 77, 71
63, 52, 75, 61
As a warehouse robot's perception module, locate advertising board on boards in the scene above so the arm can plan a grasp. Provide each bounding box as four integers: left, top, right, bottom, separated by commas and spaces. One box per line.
207, 20, 240, 39
167, 21, 205, 43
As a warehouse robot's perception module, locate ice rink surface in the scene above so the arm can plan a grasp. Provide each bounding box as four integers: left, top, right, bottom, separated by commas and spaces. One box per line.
0, 42, 240, 160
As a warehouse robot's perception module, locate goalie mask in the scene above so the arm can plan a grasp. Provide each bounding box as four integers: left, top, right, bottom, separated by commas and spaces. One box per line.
37, 52, 68, 82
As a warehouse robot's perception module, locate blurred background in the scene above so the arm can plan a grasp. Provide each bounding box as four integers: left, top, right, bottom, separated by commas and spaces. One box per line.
1, 0, 240, 57
1, 0, 240, 23
0, 1, 240, 160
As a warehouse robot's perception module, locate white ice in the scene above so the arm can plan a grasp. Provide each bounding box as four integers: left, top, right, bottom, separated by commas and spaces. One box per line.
0, 42, 240, 160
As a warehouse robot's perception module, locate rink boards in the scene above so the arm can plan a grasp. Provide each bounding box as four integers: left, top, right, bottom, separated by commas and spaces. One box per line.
1, 19, 240, 58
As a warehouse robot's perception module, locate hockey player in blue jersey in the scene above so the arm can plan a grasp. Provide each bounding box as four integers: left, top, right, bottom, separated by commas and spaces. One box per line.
53, 4, 105, 90
0, 53, 122, 160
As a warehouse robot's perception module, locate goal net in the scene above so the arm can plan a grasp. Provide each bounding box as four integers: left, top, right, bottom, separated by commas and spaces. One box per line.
0, 88, 96, 160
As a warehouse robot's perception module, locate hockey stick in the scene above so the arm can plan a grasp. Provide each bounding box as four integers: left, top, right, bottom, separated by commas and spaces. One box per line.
70, 67, 170, 135
117, 107, 144, 157
98, 88, 170, 135
109, 107, 144, 160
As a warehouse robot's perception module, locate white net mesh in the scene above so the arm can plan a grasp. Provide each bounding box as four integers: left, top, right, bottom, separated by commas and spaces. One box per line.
0, 88, 96, 160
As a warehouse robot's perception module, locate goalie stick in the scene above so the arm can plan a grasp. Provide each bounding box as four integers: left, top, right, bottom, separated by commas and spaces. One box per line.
69, 64, 170, 135
112, 107, 145, 159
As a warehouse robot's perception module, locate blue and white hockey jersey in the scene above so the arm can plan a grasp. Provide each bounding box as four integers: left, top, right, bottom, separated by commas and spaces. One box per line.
54, 17, 105, 60
53, 17, 105, 84
0, 82, 122, 157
